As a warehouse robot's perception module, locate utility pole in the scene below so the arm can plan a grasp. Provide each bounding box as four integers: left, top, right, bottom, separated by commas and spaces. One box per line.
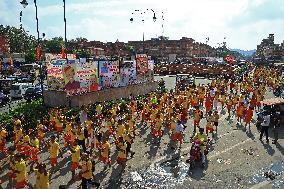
63, 0, 68, 64
33, 0, 44, 99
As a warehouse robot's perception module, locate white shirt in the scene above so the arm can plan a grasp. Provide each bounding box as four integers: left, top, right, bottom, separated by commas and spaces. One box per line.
261, 115, 270, 127
79, 110, 88, 125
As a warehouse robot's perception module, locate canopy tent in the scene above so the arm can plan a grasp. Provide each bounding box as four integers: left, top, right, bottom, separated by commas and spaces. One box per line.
261, 97, 284, 106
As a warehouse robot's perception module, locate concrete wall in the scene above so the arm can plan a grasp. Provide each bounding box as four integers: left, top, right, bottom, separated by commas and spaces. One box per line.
43, 90, 69, 107
44, 81, 159, 108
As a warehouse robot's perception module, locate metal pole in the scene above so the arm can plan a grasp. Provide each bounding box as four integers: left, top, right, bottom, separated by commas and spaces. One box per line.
63, 0, 70, 107
34, 0, 39, 45
20, 11, 22, 29
20, 11, 23, 54
143, 31, 145, 54
63, 0, 68, 64
34, 0, 44, 99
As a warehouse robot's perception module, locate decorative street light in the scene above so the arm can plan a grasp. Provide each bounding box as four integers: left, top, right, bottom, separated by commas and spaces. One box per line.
130, 9, 159, 53
63, 0, 68, 64
20, 0, 28, 8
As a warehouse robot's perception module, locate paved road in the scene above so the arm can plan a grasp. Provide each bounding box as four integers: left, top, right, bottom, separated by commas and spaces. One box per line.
155, 75, 212, 90
152, 76, 284, 189
0, 77, 44, 114
0, 76, 283, 189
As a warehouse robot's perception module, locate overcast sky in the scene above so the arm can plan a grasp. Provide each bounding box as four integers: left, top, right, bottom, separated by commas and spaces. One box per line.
1, 0, 284, 50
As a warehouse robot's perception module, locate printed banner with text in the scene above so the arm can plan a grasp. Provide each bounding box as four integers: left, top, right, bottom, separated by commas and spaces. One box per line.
98, 60, 120, 89
62, 62, 99, 96
119, 60, 137, 87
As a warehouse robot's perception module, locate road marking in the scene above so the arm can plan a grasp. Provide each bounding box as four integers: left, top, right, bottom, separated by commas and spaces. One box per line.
216, 130, 239, 138
208, 138, 252, 160
249, 180, 271, 189
152, 130, 252, 165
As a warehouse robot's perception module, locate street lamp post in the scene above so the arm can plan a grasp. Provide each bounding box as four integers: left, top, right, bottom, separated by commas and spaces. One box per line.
20, 0, 44, 100
63, 0, 71, 107
34, 0, 44, 99
20, 11, 23, 29
63, 0, 68, 64
206, 37, 209, 58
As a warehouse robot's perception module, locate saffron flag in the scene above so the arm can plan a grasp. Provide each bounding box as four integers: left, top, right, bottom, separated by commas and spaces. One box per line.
37, 47, 41, 61
225, 54, 235, 64
62, 47, 65, 59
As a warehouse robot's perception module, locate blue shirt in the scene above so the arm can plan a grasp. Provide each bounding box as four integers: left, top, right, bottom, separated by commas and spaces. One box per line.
176, 123, 184, 133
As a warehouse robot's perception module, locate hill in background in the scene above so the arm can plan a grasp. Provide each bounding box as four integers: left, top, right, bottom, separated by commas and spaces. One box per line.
229, 48, 256, 57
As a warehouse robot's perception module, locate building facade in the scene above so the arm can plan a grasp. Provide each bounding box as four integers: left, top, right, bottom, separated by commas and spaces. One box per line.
72, 36, 217, 61
256, 34, 284, 59
128, 37, 216, 60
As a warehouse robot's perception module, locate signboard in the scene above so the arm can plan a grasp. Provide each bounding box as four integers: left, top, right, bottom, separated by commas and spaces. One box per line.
136, 54, 149, 83
119, 60, 137, 87
45, 53, 76, 63
136, 54, 148, 74
47, 63, 64, 91
46, 53, 77, 92
46, 53, 98, 95
147, 60, 154, 81
148, 60, 154, 71
98, 60, 120, 89
46, 53, 153, 94
62, 62, 99, 96
76, 62, 99, 93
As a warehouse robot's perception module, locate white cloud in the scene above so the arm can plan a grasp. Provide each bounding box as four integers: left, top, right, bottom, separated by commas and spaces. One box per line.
1, 0, 284, 49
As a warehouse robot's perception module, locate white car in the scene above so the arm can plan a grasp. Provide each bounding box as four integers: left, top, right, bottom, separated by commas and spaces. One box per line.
10, 83, 33, 99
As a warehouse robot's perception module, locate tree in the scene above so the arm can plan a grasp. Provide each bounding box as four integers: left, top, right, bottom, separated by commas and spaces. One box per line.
75, 37, 88, 43
126, 45, 135, 55
25, 50, 37, 63
0, 25, 38, 63
75, 49, 91, 59
45, 37, 64, 54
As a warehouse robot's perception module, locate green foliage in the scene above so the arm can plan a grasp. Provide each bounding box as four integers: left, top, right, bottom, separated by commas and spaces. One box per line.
45, 37, 64, 54
0, 25, 36, 53
0, 25, 38, 63
0, 99, 84, 133
0, 99, 48, 132
0, 24, 98, 62
62, 107, 80, 119
75, 48, 91, 59
25, 50, 37, 63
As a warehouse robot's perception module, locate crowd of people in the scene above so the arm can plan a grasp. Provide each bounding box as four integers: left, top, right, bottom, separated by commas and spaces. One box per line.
0, 66, 283, 189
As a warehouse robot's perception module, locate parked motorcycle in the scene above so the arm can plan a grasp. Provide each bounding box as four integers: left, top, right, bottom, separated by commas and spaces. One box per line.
186, 137, 210, 169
